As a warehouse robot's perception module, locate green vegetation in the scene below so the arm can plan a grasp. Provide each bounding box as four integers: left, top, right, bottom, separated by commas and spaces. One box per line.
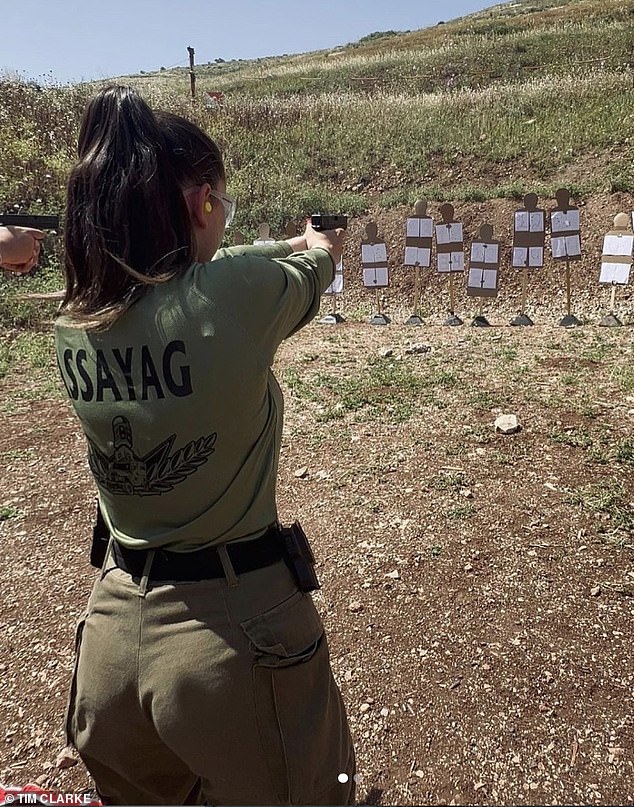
0, 505, 23, 522
550, 423, 634, 468
283, 355, 458, 423
0, 331, 56, 381
551, 427, 593, 449
1, 0, 633, 332
569, 480, 634, 539
429, 471, 469, 492
2, 0, 633, 233
446, 503, 475, 520
613, 363, 634, 395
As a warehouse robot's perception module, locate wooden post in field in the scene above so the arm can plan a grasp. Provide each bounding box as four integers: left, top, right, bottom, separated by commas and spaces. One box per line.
187, 46, 196, 101
565, 261, 572, 316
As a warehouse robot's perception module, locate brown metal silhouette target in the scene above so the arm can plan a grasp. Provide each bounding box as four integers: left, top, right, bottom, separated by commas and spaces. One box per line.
435, 203, 465, 326
468, 223, 500, 327
550, 188, 582, 326
404, 198, 434, 325
361, 221, 390, 325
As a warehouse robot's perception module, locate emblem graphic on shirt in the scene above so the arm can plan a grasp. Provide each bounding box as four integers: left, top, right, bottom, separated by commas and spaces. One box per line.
87, 416, 217, 496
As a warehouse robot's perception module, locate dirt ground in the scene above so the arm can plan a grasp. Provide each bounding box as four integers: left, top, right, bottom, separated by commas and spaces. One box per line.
1, 193, 634, 805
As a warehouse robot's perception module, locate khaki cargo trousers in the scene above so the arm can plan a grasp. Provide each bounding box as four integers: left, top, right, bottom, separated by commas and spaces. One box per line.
66, 549, 355, 805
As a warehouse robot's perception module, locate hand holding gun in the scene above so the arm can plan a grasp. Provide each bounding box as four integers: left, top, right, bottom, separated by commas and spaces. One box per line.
0, 214, 58, 275
306, 214, 348, 266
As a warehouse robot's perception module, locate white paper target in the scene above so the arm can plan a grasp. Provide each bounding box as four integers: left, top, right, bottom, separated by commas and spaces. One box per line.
361, 243, 388, 263
512, 246, 544, 268
436, 222, 463, 245
602, 234, 634, 257
437, 251, 464, 273
470, 242, 499, 265
468, 268, 497, 290
551, 234, 581, 259
599, 261, 631, 285
551, 209, 580, 233
406, 217, 434, 238
363, 267, 389, 287
324, 259, 344, 295
515, 211, 545, 232
404, 246, 431, 267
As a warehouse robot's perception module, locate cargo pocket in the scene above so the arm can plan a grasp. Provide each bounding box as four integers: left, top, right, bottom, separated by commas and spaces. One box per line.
240, 592, 354, 805
240, 590, 324, 667
64, 614, 88, 748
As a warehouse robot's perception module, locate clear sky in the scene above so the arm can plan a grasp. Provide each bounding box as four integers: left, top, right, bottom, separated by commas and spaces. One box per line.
3, 0, 497, 85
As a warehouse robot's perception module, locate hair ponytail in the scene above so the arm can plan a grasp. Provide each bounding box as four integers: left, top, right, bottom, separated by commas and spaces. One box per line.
62, 85, 222, 330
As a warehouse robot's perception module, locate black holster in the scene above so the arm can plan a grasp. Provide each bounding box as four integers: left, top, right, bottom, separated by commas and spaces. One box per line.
280, 521, 321, 593
90, 504, 110, 569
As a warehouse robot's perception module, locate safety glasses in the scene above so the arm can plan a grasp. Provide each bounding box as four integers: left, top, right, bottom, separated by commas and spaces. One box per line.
208, 189, 237, 227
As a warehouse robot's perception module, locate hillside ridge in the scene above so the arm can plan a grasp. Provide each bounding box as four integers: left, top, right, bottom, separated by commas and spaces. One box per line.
1, 0, 633, 330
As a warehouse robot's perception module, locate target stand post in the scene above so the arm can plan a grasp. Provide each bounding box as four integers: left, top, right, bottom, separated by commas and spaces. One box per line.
510, 269, 534, 326
319, 257, 345, 324
559, 261, 583, 327
406, 266, 424, 326
599, 285, 622, 327
471, 299, 490, 327
435, 204, 464, 326
370, 288, 390, 326
445, 273, 463, 326
361, 222, 390, 325
510, 193, 544, 325
404, 201, 433, 326
467, 224, 499, 328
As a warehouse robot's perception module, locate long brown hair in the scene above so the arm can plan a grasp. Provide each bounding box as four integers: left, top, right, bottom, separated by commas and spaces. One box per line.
61, 85, 225, 329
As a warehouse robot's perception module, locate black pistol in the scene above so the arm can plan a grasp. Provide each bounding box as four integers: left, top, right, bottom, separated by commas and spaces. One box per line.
0, 213, 59, 230
310, 214, 348, 232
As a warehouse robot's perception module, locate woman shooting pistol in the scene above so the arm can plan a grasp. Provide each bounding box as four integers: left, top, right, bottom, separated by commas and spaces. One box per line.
6, 85, 354, 806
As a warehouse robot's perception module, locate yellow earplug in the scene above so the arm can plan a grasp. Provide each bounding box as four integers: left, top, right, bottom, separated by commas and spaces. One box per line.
204, 201, 213, 214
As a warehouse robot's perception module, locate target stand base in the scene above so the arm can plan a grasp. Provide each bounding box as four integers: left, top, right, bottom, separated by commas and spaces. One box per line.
470, 315, 491, 328
369, 313, 390, 326
445, 313, 463, 327
599, 313, 622, 327
510, 314, 534, 327
559, 313, 583, 328
319, 312, 345, 325
405, 314, 423, 326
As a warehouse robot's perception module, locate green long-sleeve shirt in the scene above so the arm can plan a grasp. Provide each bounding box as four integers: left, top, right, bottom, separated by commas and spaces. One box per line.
55, 242, 334, 551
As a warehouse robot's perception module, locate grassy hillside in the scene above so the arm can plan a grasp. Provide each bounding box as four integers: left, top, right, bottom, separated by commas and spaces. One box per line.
143, 0, 633, 97
1, 0, 633, 328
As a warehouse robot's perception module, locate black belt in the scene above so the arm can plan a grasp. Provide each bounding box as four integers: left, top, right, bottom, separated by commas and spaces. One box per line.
111, 525, 285, 582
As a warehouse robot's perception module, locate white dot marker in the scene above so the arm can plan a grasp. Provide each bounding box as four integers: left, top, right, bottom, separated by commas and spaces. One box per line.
338, 773, 349, 784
